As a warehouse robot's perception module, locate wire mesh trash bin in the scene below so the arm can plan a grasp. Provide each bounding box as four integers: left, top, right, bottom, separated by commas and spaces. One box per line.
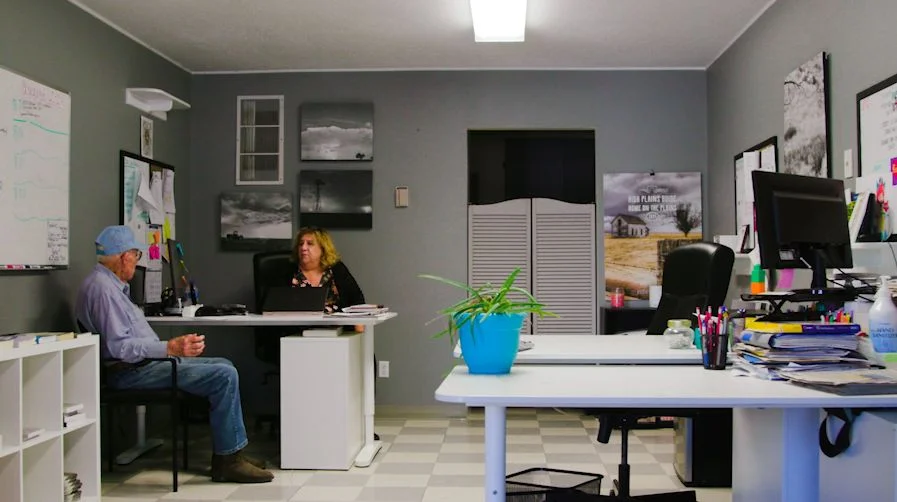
506, 468, 603, 501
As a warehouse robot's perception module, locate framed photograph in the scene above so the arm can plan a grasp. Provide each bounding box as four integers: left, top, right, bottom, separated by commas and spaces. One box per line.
299, 170, 373, 229
783, 51, 830, 177
220, 192, 293, 251
300, 102, 373, 161
857, 70, 897, 178
140, 116, 153, 159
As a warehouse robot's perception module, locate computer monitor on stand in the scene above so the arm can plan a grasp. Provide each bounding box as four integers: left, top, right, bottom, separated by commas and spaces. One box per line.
752, 170, 853, 291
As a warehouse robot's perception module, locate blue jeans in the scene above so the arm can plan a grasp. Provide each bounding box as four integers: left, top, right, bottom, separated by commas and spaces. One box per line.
109, 357, 249, 455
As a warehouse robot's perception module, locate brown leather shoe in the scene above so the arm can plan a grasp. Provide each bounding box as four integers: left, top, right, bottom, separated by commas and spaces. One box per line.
211, 453, 274, 483
238, 452, 267, 470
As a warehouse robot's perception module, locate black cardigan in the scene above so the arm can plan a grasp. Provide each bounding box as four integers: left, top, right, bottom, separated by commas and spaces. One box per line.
327, 261, 365, 309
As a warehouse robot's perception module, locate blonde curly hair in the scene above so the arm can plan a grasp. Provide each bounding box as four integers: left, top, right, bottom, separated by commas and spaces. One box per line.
292, 227, 341, 270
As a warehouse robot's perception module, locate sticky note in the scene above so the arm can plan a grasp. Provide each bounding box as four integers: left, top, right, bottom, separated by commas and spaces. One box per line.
163, 218, 171, 240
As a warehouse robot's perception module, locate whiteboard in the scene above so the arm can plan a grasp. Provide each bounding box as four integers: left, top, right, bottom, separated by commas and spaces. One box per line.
0, 66, 70, 270
858, 72, 897, 178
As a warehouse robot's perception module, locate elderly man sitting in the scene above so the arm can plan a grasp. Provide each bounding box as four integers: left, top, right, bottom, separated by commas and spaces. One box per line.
76, 225, 272, 484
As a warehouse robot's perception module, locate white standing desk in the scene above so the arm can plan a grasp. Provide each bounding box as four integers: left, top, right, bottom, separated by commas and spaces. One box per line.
148, 312, 397, 467
435, 365, 897, 502
454, 333, 711, 365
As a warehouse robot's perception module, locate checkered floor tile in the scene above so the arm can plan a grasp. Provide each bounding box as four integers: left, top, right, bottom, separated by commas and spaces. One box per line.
100, 409, 731, 501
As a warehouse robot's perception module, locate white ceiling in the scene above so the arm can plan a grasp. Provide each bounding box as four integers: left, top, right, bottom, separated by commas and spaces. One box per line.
68, 0, 776, 74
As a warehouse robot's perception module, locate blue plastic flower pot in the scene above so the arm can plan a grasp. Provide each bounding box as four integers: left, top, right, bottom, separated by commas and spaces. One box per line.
456, 312, 525, 375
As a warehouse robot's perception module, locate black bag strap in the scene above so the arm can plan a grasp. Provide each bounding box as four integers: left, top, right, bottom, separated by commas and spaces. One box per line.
819, 408, 865, 458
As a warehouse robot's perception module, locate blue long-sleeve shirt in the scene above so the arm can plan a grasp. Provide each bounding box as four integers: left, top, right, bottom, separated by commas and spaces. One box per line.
76, 264, 167, 363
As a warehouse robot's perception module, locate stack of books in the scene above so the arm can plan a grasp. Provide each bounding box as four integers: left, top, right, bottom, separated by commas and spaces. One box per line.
64, 472, 82, 502
23, 427, 44, 442
63, 403, 88, 428
732, 320, 872, 380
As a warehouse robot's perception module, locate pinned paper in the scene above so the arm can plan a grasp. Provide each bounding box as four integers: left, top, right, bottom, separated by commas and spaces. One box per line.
144, 270, 162, 304
162, 169, 176, 213
136, 170, 163, 224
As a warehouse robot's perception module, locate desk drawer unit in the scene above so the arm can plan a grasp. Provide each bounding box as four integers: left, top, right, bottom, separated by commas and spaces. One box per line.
280, 333, 363, 470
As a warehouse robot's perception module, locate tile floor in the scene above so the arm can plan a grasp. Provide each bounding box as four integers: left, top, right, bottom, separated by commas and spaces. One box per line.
100, 408, 732, 501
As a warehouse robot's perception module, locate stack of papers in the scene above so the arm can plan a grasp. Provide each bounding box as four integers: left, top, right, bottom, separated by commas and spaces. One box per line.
783, 368, 897, 395
330, 304, 390, 317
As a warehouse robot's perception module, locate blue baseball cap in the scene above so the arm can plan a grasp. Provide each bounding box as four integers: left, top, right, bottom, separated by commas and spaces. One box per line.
95, 225, 147, 256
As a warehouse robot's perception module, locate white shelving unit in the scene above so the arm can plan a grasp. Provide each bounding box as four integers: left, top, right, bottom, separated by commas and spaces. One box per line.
0, 336, 100, 502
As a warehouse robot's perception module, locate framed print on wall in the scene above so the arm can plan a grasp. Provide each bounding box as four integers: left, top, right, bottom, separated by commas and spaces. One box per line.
300, 102, 373, 161
783, 51, 831, 177
298, 170, 373, 229
220, 191, 293, 251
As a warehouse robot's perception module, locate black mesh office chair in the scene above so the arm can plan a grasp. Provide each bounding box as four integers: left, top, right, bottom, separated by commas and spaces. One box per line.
597, 242, 734, 500
251, 250, 296, 435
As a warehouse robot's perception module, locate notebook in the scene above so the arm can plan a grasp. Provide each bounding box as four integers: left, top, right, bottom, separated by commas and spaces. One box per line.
262, 286, 327, 315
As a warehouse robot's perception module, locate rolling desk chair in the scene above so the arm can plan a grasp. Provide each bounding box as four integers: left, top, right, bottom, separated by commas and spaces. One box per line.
252, 250, 296, 436
597, 242, 735, 500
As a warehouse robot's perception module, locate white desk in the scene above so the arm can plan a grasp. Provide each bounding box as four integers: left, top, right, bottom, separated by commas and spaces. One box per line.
455, 333, 710, 365
148, 312, 397, 467
435, 365, 897, 502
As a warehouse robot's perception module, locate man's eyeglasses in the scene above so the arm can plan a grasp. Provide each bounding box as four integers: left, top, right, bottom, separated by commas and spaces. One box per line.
130, 249, 143, 260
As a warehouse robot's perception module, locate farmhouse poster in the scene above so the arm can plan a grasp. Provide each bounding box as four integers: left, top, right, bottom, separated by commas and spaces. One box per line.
603, 172, 703, 300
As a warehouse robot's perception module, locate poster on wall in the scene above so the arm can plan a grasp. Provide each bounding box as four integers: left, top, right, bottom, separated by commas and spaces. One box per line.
220, 192, 294, 251
298, 170, 373, 229
603, 172, 703, 300
783, 51, 830, 177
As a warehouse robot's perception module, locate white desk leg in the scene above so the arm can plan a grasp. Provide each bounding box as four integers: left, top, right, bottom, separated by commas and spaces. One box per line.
733, 408, 820, 502
115, 405, 164, 465
354, 325, 381, 467
484, 405, 507, 502
781, 408, 820, 502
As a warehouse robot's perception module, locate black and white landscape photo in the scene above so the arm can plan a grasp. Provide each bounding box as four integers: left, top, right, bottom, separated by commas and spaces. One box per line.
220, 192, 293, 251
783, 51, 830, 177
299, 170, 373, 229
300, 103, 373, 161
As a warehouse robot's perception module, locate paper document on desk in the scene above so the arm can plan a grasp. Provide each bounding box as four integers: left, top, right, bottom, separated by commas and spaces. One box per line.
340, 304, 389, 315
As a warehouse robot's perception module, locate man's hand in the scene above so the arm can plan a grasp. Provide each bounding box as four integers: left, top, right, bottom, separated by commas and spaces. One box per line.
167, 333, 205, 357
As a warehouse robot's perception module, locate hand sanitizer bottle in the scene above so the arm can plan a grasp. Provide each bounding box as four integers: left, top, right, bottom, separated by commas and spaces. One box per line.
868, 276, 897, 353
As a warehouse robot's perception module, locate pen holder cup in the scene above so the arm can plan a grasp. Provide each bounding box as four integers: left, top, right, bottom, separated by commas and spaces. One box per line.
701, 333, 728, 370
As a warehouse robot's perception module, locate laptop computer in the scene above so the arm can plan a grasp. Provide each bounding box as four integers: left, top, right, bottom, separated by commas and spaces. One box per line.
261, 286, 327, 315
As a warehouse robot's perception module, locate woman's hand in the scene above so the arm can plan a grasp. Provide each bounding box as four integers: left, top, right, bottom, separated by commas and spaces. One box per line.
355, 324, 365, 333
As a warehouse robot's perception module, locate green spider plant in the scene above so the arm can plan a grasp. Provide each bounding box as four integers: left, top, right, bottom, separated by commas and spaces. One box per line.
419, 267, 557, 345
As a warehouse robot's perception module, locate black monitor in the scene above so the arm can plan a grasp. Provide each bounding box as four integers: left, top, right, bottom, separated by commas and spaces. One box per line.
752, 171, 852, 290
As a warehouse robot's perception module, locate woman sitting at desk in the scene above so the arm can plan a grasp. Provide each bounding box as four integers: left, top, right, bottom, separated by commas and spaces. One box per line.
291, 226, 365, 330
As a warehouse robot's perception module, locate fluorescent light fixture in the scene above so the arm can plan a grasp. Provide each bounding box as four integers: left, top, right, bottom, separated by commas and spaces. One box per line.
470, 0, 527, 42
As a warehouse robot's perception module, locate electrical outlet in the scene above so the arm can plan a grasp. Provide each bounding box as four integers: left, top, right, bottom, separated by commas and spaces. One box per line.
844, 149, 854, 178
378, 360, 390, 378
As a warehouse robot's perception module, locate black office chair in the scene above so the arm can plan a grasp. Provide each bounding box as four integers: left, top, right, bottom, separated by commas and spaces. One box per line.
597, 242, 734, 500
82, 321, 206, 493
251, 250, 296, 435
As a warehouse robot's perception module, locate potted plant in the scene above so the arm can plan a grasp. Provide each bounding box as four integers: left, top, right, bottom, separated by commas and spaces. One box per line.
419, 268, 556, 374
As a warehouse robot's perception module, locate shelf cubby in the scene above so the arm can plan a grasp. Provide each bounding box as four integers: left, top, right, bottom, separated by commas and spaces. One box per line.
63, 424, 99, 501
22, 436, 62, 502
22, 352, 62, 437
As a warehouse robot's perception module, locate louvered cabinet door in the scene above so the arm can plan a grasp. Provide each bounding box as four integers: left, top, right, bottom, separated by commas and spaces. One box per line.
468, 199, 533, 334
532, 198, 597, 335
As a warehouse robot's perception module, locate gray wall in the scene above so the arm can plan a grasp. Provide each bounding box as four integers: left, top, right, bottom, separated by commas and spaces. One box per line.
189, 71, 707, 407
0, 0, 191, 333
707, 0, 897, 236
